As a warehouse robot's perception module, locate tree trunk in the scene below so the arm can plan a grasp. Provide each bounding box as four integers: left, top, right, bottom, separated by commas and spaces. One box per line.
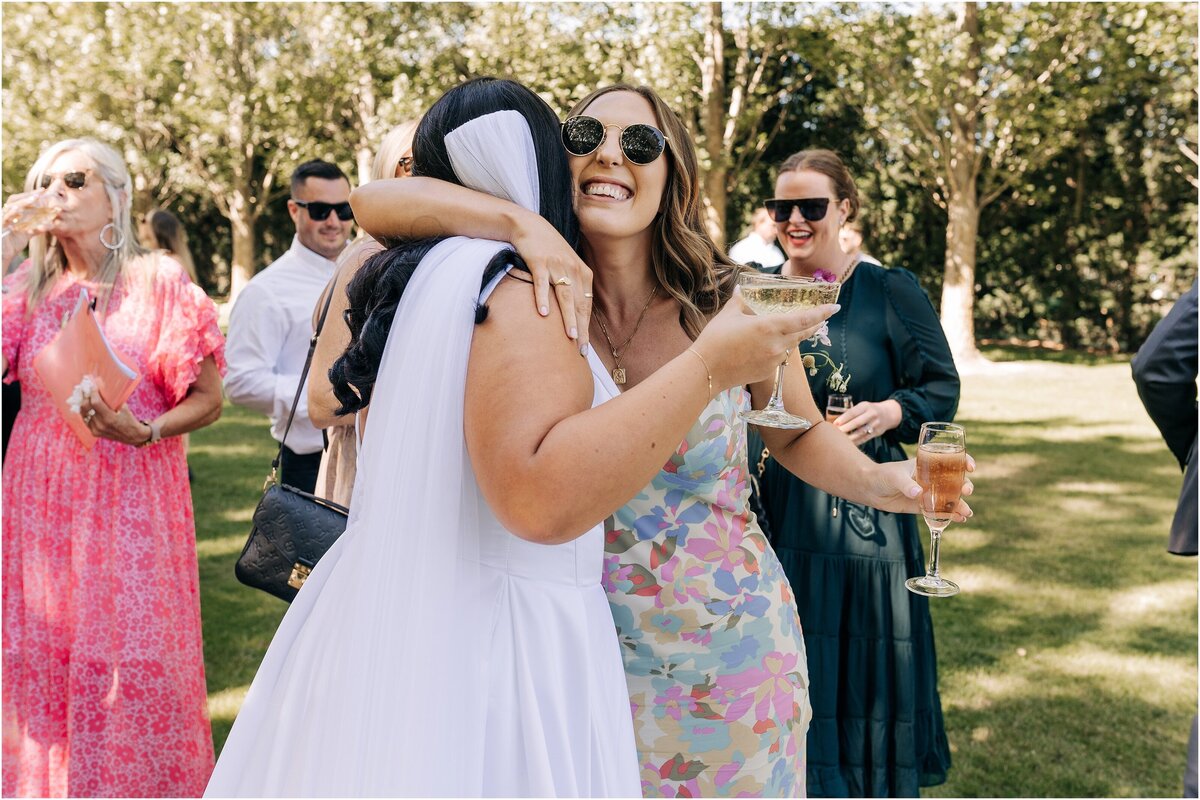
940, 1, 982, 363
941, 191, 980, 362
700, 1, 727, 248
357, 143, 374, 186
228, 184, 257, 301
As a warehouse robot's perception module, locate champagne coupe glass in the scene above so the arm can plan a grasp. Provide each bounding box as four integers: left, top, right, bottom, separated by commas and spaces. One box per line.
825, 393, 853, 423
906, 422, 967, 597
739, 272, 841, 429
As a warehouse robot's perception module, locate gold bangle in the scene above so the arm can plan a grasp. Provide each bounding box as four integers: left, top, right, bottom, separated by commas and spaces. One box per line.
685, 348, 713, 398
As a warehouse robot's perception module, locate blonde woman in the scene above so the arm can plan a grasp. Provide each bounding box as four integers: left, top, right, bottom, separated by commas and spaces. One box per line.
1, 138, 223, 796
306, 119, 419, 506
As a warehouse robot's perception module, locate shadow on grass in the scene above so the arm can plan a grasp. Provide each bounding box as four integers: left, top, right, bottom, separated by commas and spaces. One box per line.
190, 402, 287, 753
928, 679, 1191, 797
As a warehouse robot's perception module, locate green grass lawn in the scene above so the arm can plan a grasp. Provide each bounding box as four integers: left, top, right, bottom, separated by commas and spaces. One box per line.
191, 357, 1197, 796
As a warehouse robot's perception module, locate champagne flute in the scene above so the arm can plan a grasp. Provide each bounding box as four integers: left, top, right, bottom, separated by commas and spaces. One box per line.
906, 422, 967, 597
738, 272, 841, 430
825, 393, 853, 424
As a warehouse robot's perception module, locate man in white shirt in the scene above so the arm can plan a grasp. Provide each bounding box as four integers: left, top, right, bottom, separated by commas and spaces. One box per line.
224, 160, 354, 493
728, 207, 786, 269
839, 218, 882, 266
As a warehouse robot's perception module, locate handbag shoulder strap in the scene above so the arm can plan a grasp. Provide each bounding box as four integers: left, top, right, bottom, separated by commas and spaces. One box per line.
270, 277, 340, 484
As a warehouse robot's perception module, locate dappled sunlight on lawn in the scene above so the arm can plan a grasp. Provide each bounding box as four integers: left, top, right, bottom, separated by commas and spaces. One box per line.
196, 533, 251, 559
207, 684, 251, 724
1105, 580, 1198, 625
1042, 644, 1194, 707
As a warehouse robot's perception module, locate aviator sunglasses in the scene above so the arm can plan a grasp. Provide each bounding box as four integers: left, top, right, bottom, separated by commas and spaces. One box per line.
39, 169, 94, 190
765, 197, 831, 223
560, 115, 669, 165
292, 200, 355, 222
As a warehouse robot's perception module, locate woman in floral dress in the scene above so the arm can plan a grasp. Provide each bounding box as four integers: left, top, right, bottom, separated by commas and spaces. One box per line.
353, 83, 973, 797
1, 138, 223, 796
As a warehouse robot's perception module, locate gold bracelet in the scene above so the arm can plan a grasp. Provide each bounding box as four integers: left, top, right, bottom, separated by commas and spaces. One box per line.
685, 348, 713, 398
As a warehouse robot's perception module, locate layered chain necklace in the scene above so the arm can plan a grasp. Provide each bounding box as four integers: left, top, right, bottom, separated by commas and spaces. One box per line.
593, 284, 658, 385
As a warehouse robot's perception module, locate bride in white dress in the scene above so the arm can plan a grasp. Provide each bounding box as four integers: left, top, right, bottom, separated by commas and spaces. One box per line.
205, 77, 831, 798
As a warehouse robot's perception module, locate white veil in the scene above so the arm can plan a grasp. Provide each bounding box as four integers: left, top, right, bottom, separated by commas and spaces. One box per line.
208, 110, 543, 797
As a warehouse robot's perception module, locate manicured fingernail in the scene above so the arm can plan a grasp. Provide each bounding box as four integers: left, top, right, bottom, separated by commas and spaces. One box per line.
580, 343, 589, 357
831, 304, 842, 313
569, 327, 578, 339
906, 486, 921, 499
540, 305, 549, 316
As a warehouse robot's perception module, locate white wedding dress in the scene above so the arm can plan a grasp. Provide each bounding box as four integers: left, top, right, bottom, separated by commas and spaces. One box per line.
205, 111, 640, 798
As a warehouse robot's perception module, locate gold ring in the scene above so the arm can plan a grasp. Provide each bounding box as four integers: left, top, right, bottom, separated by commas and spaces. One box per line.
552, 276, 572, 287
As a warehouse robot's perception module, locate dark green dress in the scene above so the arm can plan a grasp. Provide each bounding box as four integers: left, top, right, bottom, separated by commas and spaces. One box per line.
748, 261, 958, 797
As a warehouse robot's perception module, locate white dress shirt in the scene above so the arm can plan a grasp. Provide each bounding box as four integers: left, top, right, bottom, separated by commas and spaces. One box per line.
224, 236, 338, 454
728, 233, 786, 268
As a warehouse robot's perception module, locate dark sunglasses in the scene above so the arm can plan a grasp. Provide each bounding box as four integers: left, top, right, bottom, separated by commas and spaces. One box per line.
561, 115, 669, 165
765, 197, 831, 223
39, 170, 92, 190
292, 199, 355, 221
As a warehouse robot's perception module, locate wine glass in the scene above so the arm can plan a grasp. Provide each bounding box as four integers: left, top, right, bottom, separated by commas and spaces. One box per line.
2, 193, 59, 237
906, 422, 967, 597
738, 272, 841, 430
825, 393, 853, 423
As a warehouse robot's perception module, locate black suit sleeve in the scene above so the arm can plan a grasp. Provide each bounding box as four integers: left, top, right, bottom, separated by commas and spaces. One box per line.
1132, 281, 1198, 470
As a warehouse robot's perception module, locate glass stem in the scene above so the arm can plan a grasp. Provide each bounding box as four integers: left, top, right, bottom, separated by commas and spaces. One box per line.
926, 524, 946, 579
765, 352, 789, 411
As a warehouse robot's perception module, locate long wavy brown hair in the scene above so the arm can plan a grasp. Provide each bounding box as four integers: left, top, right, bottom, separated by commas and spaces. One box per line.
567, 85, 743, 339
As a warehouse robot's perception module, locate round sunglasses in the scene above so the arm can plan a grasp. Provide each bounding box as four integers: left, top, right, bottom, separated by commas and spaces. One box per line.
764, 197, 832, 223
560, 116, 669, 165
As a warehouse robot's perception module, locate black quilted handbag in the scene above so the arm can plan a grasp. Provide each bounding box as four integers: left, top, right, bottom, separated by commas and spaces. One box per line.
234, 284, 348, 602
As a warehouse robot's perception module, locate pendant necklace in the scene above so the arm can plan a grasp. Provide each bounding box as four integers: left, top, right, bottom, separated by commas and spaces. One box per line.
593, 284, 658, 385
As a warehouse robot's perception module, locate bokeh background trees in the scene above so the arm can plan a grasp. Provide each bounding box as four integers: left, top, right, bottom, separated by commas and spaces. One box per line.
3, 1, 1195, 356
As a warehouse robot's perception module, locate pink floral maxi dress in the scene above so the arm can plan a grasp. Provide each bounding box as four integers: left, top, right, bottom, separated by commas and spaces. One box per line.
601, 383, 813, 797
2, 258, 223, 797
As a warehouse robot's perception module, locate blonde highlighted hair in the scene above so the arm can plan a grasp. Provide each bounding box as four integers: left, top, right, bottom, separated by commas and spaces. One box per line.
567, 85, 743, 340
369, 119, 420, 182
20, 137, 147, 314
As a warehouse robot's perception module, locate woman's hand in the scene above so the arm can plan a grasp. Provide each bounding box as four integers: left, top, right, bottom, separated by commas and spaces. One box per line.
80, 391, 151, 447
865, 455, 976, 520
510, 211, 593, 353
835, 399, 903, 446
693, 288, 840, 392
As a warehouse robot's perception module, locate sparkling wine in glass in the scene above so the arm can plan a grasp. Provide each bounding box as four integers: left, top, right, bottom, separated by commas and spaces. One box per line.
3, 197, 59, 235
825, 393, 853, 424
906, 422, 967, 597
739, 272, 841, 430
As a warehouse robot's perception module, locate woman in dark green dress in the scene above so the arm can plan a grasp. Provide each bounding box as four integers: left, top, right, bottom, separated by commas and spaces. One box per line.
748, 150, 959, 797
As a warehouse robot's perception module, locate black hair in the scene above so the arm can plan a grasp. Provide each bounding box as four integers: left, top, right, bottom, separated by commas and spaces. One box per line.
290, 159, 350, 196
330, 77, 579, 416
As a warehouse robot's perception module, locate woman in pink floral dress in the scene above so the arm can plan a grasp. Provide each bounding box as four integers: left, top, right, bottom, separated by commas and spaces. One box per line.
1, 138, 224, 797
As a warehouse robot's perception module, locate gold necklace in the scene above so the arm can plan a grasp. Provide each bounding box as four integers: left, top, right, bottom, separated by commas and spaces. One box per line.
593, 285, 658, 385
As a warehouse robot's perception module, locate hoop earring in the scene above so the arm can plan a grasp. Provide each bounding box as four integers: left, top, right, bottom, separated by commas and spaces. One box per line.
99, 223, 125, 252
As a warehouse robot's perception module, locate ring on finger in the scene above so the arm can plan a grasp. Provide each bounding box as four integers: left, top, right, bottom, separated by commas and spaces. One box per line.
84, 409, 97, 422
552, 276, 572, 287
866, 424, 874, 435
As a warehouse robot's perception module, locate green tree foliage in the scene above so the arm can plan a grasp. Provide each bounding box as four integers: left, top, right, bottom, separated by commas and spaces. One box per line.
2, 2, 1194, 352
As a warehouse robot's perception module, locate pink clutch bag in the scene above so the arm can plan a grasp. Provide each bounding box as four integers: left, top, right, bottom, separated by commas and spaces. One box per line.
33, 288, 141, 449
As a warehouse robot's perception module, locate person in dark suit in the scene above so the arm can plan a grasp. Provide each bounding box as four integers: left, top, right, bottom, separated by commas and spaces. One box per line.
1131, 278, 1197, 797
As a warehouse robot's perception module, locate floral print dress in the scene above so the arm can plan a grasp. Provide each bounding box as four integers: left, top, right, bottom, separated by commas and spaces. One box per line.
2, 257, 223, 796
602, 382, 812, 797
